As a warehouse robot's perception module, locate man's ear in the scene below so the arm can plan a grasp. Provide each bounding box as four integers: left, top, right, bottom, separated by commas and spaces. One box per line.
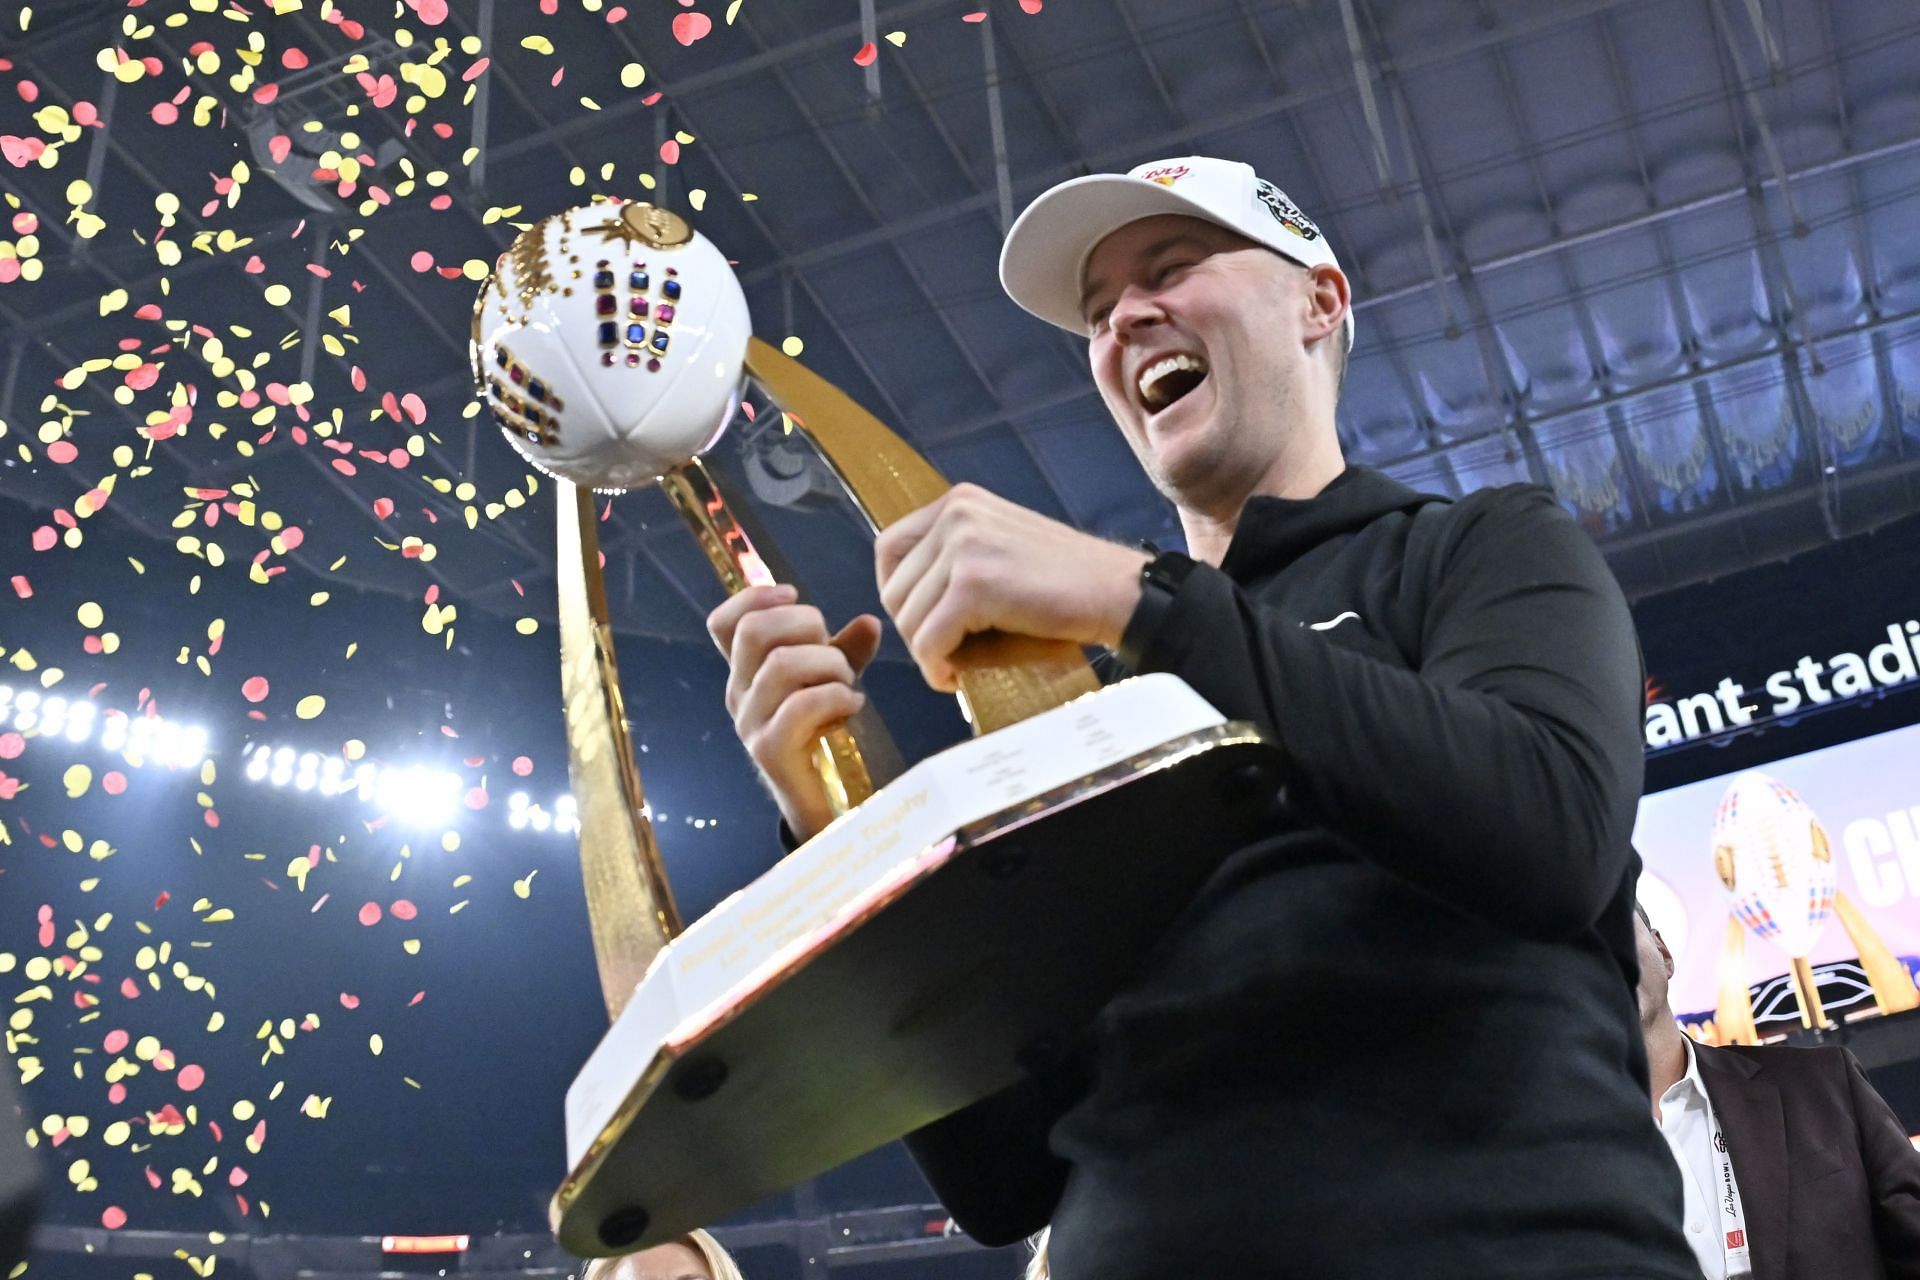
1305, 264, 1350, 346
1653, 927, 1675, 980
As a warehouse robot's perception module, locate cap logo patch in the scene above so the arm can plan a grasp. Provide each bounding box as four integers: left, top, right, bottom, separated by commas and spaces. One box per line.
1141, 165, 1190, 187
1255, 179, 1320, 242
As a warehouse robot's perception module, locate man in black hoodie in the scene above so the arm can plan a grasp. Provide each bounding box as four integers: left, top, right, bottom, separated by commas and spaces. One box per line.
707, 156, 1695, 1279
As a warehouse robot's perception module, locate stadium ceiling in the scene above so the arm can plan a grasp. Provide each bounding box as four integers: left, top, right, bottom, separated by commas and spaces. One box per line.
1, 0, 1918, 646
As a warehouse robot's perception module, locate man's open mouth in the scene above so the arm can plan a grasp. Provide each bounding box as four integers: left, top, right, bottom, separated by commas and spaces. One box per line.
1137, 354, 1209, 414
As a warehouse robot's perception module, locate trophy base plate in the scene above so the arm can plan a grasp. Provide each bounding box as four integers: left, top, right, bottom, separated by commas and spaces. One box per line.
553, 719, 1281, 1256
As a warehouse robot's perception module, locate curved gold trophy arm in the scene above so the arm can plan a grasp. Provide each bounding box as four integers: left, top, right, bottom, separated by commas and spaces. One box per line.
1833, 891, 1920, 1014
558, 483, 683, 1019
742, 337, 1101, 734
659, 457, 874, 815
1713, 913, 1759, 1045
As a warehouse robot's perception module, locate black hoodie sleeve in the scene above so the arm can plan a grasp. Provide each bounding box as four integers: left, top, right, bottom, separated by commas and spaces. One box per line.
1136, 486, 1644, 941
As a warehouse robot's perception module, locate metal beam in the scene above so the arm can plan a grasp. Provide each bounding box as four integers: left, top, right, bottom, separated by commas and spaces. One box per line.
734, 0, 1642, 288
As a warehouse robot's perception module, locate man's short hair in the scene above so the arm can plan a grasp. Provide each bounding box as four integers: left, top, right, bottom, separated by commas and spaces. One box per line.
1632, 898, 1650, 929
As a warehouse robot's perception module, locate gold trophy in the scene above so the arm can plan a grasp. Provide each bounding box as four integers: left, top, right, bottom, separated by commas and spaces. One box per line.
472, 201, 1284, 1256
1709, 770, 1917, 1044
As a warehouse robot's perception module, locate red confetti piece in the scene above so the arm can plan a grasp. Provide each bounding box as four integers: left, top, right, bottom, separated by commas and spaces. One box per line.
30, 526, 54, 551
154, 890, 170, 909
102, 771, 127, 795
409, 250, 433, 272
407, 0, 450, 22
10, 576, 31, 599
464, 786, 488, 810
177, 1064, 205, 1091
963, 10, 986, 20
462, 57, 490, 82
390, 899, 418, 921
339, 993, 360, 1009
408, 991, 426, 1007
358, 902, 382, 926
512, 756, 533, 776
229, 1167, 248, 1187
660, 138, 681, 164
0, 135, 45, 166
241, 676, 269, 703
373, 497, 395, 519
671, 11, 713, 44
101, 1207, 126, 1230
282, 49, 308, 69
150, 102, 178, 126
1021, 0, 1043, 11
103, 1029, 129, 1053
46, 441, 77, 464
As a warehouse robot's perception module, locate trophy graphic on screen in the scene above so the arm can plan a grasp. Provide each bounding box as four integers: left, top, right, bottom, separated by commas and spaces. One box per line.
471, 200, 1285, 1255
1710, 771, 1917, 1043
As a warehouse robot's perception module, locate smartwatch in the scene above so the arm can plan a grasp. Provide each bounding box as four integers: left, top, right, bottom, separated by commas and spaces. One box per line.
1116, 542, 1198, 671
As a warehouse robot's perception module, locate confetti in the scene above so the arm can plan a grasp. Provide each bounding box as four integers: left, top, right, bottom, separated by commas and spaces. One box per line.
672, 12, 714, 45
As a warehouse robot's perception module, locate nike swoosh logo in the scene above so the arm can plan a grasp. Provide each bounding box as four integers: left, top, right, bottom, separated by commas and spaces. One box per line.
1308, 611, 1360, 631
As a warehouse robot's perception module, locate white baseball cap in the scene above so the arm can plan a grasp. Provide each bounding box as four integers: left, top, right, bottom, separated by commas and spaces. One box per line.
998, 155, 1354, 350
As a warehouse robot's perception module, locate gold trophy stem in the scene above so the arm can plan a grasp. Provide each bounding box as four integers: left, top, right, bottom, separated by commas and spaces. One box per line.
659, 458, 874, 816
558, 482, 683, 1019
1714, 913, 1759, 1045
742, 338, 1101, 734
1833, 891, 1920, 1014
1789, 954, 1832, 1030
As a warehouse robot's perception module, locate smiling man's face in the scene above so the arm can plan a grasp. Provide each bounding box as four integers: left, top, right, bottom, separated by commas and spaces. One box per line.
1081, 213, 1323, 514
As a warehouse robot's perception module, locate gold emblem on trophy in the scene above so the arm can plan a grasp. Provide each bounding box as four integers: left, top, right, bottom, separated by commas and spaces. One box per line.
472, 200, 1284, 1256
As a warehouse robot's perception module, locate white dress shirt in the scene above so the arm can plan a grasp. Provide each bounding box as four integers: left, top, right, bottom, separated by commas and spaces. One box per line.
1655, 1037, 1751, 1279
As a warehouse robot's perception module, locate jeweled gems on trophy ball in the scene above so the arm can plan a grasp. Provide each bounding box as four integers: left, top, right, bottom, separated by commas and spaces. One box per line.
472, 199, 1286, 1257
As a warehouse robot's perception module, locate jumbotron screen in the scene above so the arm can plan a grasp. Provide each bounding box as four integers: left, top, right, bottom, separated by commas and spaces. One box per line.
1633, 720, 1920, 1041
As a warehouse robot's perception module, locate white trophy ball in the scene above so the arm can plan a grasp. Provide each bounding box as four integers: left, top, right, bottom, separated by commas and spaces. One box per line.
470, 201, 752, 491
1711, 770, 1837, 959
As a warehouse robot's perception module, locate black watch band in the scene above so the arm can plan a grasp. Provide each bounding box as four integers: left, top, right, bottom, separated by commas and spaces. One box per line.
1117, 543, 1197, 671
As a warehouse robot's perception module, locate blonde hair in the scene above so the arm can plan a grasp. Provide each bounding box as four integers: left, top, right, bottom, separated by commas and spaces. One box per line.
583, 1229, 746, 1280
1023, 1227, 1050, 1280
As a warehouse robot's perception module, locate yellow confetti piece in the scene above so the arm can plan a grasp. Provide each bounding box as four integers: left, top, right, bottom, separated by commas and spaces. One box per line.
690, 188, 708, 211
519, 34, 554, 54
885, 30, 906, 46
513, 870, 538, 899
369, 1034, 383, 1056
402, 939, 421, 955
262, 283, 292, 308
726, 0, 744, 22
620, 62, 646, 88
295, 695, 325, 719
781, 336, 805, 357
76, 601, 103, 628
62, 765, 91, 798
514, 618, 538, 635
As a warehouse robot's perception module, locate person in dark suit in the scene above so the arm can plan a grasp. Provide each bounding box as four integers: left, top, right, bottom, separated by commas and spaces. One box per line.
1635, 902, 1920, 1278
